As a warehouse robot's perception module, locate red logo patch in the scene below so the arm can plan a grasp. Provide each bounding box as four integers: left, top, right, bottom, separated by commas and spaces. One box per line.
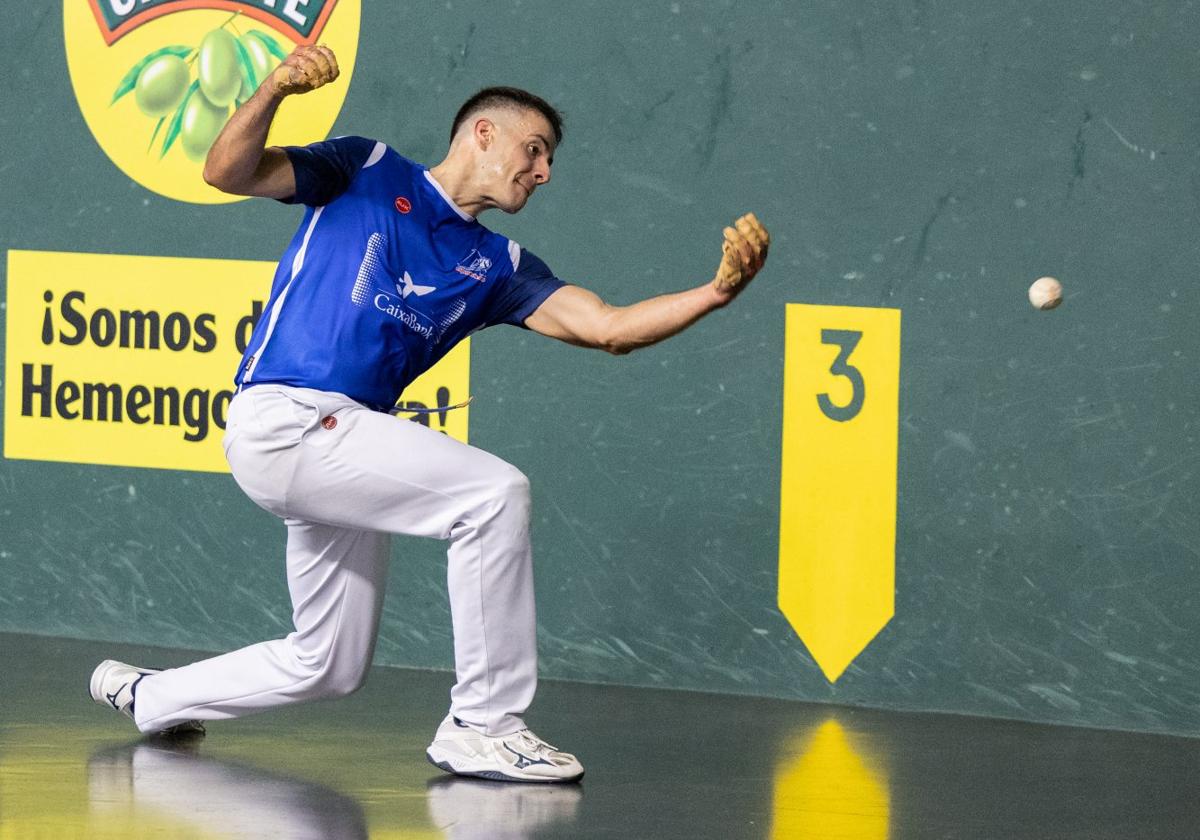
321, 415, 338, 430
394, 196, 411, 214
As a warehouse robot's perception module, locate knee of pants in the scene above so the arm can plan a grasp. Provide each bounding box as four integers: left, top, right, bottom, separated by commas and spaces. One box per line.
303, 659, 371, 700
456, 464, 532, 528
290, 640, 372, 700
488, 466, 531, 516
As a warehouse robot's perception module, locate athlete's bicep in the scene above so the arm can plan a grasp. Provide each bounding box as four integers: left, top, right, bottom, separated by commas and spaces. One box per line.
525, 285, 617, 350
240, 146, 297, 200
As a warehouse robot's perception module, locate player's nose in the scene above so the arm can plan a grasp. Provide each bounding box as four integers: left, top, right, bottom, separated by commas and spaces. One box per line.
533, 160, 551, 185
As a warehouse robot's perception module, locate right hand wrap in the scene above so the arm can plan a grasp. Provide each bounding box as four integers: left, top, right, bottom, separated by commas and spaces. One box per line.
271, 45, 339, 97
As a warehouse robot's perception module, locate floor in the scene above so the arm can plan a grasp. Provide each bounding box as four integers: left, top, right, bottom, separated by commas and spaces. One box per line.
1, 632, 1197, 839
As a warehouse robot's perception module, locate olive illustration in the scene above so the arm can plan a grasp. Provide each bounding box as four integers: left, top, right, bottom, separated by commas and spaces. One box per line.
134, 54, 189, 117
197, 29, 242, 108
179, 92, 229, 162
112, 22, 294, 164
238, 33, 279, 100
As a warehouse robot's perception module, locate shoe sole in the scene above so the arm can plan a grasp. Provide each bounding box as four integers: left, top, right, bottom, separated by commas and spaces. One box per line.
157, 720, 207, 738
425, 751, 584, 784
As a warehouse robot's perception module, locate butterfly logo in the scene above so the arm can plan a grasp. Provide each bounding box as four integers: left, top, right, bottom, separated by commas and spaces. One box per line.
397, 271, 436, 298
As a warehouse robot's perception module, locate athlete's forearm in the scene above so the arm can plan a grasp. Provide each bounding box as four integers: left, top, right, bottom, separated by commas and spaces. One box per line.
202, 86, 286, 193
203, 45, 338, 197
599, 215, 769, 354
604, 282, 726, 355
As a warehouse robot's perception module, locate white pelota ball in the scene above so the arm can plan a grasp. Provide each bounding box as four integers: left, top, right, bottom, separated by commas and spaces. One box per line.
1028, 276, 1063, 310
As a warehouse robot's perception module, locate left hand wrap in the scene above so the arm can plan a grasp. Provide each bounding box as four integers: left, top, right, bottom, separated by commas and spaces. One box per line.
713, 212, 770, 293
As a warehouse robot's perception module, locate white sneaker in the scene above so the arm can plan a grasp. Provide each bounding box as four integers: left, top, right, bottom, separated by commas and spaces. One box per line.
426, 715, 584, 783
89, 659, 205, 737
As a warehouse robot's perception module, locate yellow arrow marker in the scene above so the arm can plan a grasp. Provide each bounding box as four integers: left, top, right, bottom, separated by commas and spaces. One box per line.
770, 718, 891, 840
779, 304, 901, 682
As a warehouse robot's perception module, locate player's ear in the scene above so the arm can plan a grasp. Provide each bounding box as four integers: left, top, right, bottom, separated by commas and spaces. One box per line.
473, 117, 494, 151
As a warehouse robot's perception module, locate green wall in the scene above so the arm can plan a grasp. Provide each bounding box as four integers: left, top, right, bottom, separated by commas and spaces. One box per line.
2, 1, 1199, 735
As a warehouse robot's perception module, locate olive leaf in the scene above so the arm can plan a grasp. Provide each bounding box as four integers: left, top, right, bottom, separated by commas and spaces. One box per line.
147, 115, 166, 152
111, 45, 193, 105
246, 29, 289, 62
232, 35, 258, 95
160, 80, 200, 158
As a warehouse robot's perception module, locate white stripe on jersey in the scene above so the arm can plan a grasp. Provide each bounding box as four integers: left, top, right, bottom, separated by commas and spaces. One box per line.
362, 141, 387, 169
423, 170, 474, 222
244, 206, 325, 384
507, 240, 521, 271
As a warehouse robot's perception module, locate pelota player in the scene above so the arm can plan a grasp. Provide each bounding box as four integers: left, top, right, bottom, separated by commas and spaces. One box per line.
89, 44, 769, 783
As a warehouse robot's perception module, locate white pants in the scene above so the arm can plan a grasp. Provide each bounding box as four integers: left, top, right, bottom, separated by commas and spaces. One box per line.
135, 385, 538, 736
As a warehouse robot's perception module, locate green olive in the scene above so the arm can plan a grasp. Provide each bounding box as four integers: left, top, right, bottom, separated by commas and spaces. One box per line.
180, 92, 229, 162
238, 34, 279, 100
197, 29, 241, 107
134, 54, 189, 118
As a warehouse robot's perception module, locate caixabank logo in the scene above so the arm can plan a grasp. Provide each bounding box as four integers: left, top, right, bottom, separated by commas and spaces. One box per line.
64, 0, 360, 204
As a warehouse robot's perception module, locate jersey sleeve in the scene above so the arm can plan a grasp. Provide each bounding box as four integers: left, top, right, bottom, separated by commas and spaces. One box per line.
487, 246, 567, 328
279, 135, 378, 207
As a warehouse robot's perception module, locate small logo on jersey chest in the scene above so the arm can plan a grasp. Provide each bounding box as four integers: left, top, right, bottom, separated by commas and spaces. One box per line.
455, 249, 493, 282
321, 415, 338, 430
394, 196, 412, 214
397, 271, 436, 299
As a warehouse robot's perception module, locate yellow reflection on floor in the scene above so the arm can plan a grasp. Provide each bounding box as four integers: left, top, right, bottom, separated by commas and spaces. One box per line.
0, 718, 581, 840
0, 734, 208, 840
771, 718, 890, 840
0, 724, 446, 840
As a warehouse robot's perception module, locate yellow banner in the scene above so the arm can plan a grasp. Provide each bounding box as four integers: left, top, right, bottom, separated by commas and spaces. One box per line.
4, 250, 469, 474
778, 303, 900, 682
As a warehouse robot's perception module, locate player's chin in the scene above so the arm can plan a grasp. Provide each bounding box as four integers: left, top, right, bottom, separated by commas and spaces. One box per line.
500, 193, 531, 214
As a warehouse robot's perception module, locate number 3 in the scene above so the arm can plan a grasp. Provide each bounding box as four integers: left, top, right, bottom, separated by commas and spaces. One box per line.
817, 329, 865, 422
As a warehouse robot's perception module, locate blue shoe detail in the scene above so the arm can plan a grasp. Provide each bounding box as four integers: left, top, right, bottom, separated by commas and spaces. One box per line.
504, 743, 554, 770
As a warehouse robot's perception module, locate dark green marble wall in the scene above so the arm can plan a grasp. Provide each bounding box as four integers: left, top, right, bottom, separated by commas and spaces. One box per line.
2, 1, 1198, 734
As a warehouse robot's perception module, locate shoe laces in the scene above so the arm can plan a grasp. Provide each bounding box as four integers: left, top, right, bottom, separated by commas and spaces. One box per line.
512, 729, 558, 755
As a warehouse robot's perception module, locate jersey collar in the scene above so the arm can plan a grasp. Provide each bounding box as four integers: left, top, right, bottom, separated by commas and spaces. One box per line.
422, 170, 475, 223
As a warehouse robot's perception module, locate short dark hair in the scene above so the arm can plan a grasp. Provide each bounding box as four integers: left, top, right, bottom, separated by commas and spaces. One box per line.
450, 86, 563, 145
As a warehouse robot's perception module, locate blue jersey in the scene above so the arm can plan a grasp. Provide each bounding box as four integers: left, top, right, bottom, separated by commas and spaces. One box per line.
235, 136, 566, 411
